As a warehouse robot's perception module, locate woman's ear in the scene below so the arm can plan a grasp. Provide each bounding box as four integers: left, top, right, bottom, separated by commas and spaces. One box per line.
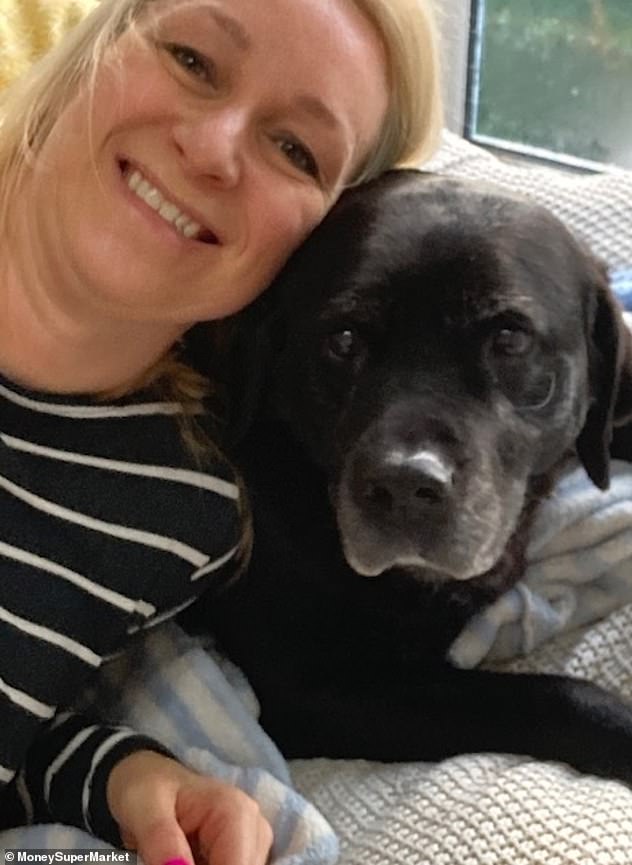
576, 258, 632, 489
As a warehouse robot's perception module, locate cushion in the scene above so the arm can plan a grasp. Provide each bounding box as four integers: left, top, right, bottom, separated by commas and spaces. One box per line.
0, 0, 98, 89
424, 130, 632, 270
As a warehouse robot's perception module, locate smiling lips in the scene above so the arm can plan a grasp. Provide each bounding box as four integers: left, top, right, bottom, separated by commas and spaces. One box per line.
121, 161, 219, 244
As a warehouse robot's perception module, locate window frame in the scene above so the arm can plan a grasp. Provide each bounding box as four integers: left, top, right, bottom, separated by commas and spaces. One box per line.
435, 0, 473, 135
437, 0, 611, 173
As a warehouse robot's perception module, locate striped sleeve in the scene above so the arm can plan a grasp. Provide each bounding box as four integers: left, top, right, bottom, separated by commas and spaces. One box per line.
0, 376, 245, 838
12, 713, 174, 845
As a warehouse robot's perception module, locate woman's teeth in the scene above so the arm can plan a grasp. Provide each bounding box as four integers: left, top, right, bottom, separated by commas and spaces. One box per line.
125, 168, 208, 241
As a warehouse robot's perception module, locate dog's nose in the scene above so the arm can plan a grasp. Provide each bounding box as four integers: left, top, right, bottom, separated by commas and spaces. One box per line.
363, 449, 454, 515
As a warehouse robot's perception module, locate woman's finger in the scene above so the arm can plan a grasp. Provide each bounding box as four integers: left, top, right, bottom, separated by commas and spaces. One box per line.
196, 787, 273, 865
126, 802, 195, 865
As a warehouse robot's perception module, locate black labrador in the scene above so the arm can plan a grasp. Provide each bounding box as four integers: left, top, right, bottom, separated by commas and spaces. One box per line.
185, 170, 632, 784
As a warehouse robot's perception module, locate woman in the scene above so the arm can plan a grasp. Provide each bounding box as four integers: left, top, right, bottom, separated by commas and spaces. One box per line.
0, 0, 441, 862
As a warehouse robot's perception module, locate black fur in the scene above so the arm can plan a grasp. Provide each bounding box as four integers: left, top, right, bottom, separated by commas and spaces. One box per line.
184, 171, 632, 782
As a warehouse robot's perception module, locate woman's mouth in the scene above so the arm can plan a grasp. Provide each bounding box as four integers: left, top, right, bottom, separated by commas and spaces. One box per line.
119, 160, 219, 245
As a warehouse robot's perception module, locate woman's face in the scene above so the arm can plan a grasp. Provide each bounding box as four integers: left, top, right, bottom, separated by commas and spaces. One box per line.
24, 0, 389, 326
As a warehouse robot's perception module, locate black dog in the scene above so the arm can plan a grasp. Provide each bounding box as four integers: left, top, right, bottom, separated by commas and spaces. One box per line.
187, 171, 632, 783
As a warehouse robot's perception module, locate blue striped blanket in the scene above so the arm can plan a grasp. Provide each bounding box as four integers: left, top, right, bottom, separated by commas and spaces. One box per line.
0, 625, 340, 863
612, 268, 632, 310
2, 270, 632, 863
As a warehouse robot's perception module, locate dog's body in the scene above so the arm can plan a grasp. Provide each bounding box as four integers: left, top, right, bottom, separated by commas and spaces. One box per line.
188, 172, 632, 782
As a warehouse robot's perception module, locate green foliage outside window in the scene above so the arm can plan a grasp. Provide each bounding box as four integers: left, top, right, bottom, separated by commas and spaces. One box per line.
475, 0, 632, 168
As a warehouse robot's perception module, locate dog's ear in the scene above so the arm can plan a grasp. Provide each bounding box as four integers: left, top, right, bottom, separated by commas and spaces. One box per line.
576, 259, 632, 489
226, 293, 286, 447
185, 289, 284, 448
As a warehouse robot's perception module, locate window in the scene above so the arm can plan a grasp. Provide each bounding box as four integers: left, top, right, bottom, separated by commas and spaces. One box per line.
438, 0, 632, 171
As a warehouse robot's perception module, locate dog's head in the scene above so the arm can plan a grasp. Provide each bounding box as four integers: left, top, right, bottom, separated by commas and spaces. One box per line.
237, 171, 632, 582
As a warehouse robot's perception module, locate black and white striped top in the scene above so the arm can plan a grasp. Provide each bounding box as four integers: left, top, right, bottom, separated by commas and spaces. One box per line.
0, 374, 242, 842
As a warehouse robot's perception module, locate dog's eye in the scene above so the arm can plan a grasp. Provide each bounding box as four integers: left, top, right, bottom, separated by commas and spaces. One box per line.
492, 327, 533, 357
326, 329, 360, 361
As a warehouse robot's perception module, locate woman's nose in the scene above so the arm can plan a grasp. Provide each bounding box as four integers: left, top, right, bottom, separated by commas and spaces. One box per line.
172, 107, 247, 187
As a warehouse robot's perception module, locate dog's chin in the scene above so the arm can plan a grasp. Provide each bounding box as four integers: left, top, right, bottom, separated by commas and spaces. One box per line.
340, 535, 499, 582
336, 503, 509, 582
334, 486, 521, 583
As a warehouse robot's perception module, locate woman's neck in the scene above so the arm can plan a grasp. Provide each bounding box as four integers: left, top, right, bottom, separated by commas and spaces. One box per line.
0, 253, 184, 397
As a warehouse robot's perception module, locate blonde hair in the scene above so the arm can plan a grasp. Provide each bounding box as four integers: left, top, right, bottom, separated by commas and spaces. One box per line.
0, 1, 135, 228
0, 0, 442, 403
349, 0, 443, 184
0, 0, 442, 214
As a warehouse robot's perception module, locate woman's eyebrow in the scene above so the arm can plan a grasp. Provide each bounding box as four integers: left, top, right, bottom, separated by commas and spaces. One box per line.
295, 94, 355, 167
206, 7, 251, 51
295, 94, 341, 132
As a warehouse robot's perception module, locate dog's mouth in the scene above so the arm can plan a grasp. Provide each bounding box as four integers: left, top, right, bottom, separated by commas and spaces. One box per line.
337, 523, 503, 582
331, 468, 527, 583
346, 542, 470, 582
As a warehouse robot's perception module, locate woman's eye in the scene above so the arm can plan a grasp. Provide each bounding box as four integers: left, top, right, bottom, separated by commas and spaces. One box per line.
276, 137, 320, 180
163, 42, 215, 84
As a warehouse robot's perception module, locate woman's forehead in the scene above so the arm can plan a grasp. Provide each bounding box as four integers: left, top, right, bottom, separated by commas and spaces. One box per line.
128, 0, 389, 184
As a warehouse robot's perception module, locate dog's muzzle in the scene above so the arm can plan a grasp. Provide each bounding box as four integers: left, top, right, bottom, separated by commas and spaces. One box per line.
333, 407, 526, 581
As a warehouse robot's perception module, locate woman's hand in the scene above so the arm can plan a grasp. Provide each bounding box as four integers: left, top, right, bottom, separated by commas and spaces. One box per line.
106, 750, 273, 865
